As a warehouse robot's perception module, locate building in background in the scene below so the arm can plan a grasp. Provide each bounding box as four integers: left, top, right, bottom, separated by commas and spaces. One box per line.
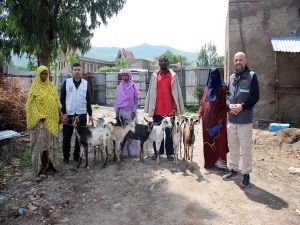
225, 0, 300, 123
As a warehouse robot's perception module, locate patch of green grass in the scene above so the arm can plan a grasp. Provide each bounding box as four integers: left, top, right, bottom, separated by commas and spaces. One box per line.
184, 106, 198, 116
18, 149, 32, 168
92, 104, 100, 111
0, 199, 18, 211
0, 162, 8, 176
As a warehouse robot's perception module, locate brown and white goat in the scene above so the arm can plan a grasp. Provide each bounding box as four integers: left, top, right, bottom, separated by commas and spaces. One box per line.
182, 117, 199, 165
106, 121, 136, 162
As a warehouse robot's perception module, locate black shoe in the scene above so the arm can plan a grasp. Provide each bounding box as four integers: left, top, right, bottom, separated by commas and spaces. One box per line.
222, 169, 238, 180
167, 155, 174, 161
63, 159, 69, 165
74, 157, 79, 163
241, 174, 250, 188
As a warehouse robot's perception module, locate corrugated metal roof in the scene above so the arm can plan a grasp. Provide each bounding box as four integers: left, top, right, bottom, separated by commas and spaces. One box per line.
271, 36, 300, 53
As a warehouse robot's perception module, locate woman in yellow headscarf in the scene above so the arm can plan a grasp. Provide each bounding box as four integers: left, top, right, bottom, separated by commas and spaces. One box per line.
26, 65, 62, 177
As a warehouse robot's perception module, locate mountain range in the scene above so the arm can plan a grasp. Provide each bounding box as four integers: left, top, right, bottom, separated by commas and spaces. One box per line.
12, 43, 198, 67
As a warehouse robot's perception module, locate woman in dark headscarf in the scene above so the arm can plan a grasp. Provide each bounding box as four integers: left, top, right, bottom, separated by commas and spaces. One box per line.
114, 68, 140, 157
198, 68, 229, 170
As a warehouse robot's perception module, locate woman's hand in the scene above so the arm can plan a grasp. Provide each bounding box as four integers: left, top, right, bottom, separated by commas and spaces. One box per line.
131, 112, 136, 120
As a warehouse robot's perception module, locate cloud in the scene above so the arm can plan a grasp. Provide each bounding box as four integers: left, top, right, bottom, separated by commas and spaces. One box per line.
91, 0, 228, 55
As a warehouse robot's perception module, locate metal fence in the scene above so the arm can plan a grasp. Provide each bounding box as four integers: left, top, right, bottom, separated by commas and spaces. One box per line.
6, 68, 218, 106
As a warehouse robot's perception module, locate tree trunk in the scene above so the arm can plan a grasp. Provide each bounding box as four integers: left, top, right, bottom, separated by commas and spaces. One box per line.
38, 53, 50, 68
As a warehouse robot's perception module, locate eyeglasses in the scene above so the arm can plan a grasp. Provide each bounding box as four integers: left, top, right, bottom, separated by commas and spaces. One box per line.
40, 72, 48, 75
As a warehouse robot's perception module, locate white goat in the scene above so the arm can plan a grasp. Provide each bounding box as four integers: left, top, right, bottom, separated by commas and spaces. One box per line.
106, 121, 136, 162
172, 119, 183, 165
143, 117, 173, 164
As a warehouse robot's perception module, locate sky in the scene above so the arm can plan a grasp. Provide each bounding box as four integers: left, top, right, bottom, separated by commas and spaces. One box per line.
91, 0, 229, 55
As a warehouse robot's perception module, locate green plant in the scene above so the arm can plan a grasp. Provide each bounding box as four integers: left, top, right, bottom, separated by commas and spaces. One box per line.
276, 108, 291, 123
0, 162, 8, 176
184, 106, 198, 116
15, 65, 27, 70
18, 149, 32, 168
193, 84, 204, 100
92, 104, 100, 111
115, 56, 128, 68
99, 66, 112, 72
0, 199, 18, 211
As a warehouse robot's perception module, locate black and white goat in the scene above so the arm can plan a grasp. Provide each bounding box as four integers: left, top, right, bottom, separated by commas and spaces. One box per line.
73, 121, 111, 169
120, 118, 154, 161
143, 117, 173, 164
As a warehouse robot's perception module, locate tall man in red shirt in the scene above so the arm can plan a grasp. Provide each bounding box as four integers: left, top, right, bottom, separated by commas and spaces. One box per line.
144, 55, 184, 161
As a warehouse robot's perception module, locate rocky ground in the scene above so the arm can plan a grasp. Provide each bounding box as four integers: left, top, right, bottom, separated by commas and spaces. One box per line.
0, 106, 300, 225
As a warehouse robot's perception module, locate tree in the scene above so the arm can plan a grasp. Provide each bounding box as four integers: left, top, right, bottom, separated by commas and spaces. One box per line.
196, 42, 224, 67
156, 50, 187, 66
115, 56, 128, 69
99, 66, 112, 73
0, 0, 126, 67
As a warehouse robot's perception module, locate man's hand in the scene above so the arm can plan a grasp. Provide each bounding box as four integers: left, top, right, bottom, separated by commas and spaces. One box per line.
229, 104, 243, 115
89, 116, 94, 127
62, 114, 69, 124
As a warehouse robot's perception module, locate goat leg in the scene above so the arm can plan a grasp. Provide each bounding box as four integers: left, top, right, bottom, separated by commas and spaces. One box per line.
139, 142, 144, 162
155, 140, 162, 164
103, 145, 108, 168
94, 146, 97, 164
85, 146, 88, 168
126, 139, 132, 158
174, 144, 178, 165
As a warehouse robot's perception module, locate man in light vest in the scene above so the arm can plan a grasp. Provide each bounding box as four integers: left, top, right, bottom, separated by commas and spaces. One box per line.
60, 63, 94, 164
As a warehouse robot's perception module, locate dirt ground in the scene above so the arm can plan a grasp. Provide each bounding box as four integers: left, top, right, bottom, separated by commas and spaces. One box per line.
1, 106, 300, 225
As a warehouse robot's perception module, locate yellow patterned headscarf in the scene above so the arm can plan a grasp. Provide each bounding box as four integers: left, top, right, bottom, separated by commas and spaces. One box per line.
26, 65, 62, 136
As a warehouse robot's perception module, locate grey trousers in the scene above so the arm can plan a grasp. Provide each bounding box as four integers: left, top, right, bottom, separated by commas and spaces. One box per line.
227, 122, 253, 174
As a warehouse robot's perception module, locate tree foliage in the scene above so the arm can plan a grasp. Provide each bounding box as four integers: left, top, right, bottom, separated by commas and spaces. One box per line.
0, 0, 126, 66
115, 56, 128, 68
99, 66, 112, 73
196, 42, 224, 67
156, 50, 187, 66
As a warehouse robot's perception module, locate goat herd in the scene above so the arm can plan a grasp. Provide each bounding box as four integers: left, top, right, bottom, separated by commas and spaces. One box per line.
73, 116, 199, 169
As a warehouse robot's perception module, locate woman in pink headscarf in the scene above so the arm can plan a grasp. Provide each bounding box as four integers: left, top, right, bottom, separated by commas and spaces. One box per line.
115, 68, 140, 157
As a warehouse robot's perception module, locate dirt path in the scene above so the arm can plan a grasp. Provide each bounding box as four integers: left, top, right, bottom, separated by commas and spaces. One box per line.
1, 106, 300, 225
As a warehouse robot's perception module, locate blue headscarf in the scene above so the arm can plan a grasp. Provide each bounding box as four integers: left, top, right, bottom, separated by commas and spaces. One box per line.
206, 68, 222, 101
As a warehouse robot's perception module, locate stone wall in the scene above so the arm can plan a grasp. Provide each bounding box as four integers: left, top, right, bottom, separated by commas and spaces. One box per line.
225, 0, 300, 122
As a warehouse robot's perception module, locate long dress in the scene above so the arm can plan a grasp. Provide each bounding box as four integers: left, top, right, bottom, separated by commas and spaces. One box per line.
199, 85, 229, 169
31, 122, 60, 176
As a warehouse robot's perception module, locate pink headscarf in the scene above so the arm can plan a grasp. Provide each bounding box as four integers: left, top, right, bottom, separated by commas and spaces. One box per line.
115, 69, 140, 111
